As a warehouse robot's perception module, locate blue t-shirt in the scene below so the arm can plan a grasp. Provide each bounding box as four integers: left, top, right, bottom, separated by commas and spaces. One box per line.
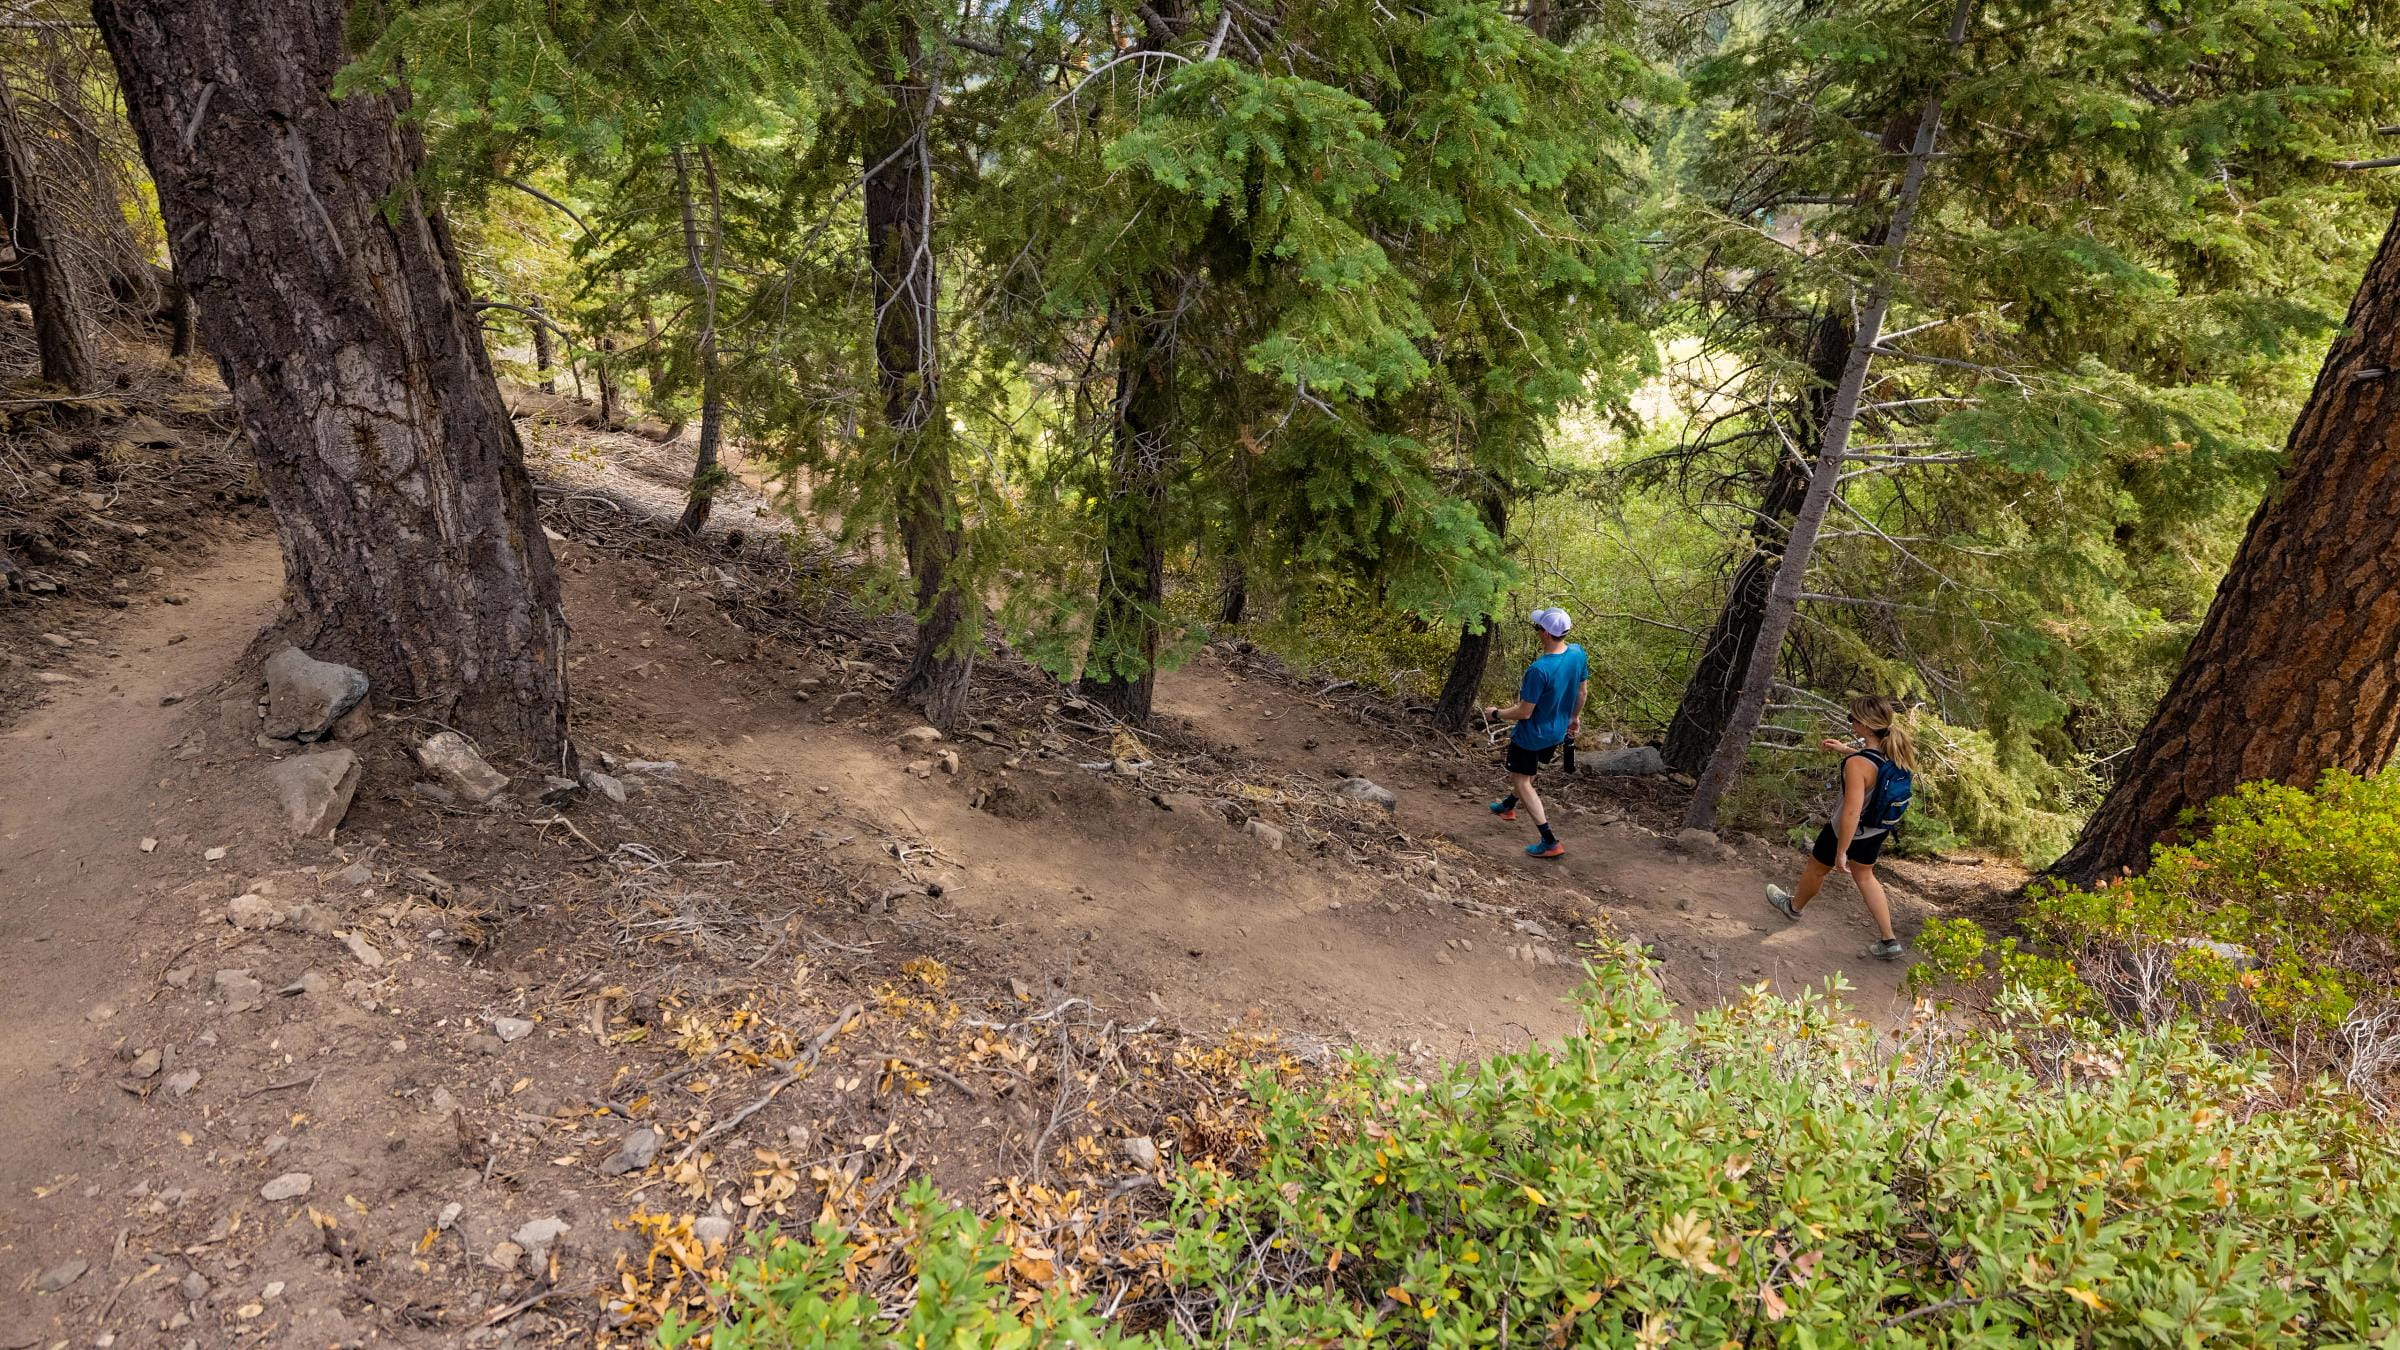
1512, 644, 1589, 751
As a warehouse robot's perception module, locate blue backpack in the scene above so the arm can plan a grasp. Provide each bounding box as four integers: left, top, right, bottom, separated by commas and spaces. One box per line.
1855, 748, 1913, 833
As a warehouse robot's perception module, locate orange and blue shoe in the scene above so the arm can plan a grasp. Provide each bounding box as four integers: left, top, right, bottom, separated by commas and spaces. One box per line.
1525, 839, 1565, 859
1488, 800, 1517, 821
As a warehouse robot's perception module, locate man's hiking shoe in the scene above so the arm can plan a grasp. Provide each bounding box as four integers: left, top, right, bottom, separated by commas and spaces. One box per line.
1488, 800, 1518, 821
1766, 884, 1799, 922
1525, 840, 1566, 859
1869, 938, 1906, 961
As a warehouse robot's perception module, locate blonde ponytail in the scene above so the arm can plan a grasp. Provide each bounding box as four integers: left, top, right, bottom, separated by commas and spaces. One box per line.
1849, 695, 1919, 774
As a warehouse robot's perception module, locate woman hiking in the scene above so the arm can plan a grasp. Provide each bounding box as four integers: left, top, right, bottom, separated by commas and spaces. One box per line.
1765, 695, 1917, 960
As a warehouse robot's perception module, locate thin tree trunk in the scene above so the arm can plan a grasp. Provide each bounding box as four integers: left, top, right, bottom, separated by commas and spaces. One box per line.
597, 336, 618, 425
530, 296, 555, 393
1078, 3, 1185, 726
1433, 493, 1509, 732
1216, 559, 1248, 625
95, 0, 573, 768
0, 70, 96, 392
869, 23, 974, 729
671, 146, 723, 537
1682, 0, 1971, 832
1080, 301, 1178, 723
2051, 204, 2400, 885
1663, 313, 1851, 772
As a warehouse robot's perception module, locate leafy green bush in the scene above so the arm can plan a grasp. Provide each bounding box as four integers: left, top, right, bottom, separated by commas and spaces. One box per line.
1930, 769, 2400, 1102
680, 957, 2400, 1347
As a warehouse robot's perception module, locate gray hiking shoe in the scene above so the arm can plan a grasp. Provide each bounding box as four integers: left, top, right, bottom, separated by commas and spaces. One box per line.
1869, 937, 1906, 961
1766, 884, 1799, 922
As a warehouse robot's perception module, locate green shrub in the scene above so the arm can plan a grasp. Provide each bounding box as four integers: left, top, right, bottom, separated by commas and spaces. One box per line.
659, 1184, 1148, 1350
1945, 769, 2400, 1101
680, 957, 2400, 1347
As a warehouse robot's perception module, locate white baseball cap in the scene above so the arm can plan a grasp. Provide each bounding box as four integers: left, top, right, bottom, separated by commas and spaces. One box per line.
1531, 607, 1572, 637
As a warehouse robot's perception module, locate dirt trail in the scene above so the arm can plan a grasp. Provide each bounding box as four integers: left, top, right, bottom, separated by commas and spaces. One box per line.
0, 536, 283, 1301
521, 417, 1931, 1038
1150, 649, 1927, 1021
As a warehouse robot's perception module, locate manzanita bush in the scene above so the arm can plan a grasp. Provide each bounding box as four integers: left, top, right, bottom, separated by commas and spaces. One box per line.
1919, 768, 2400, 1103
681, 956, 2400, 1347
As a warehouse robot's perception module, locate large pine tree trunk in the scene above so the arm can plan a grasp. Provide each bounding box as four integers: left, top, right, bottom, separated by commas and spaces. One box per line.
1433, 493, 1509, 732
0, 71, 96, 392
871, 23, 975, 730
1080, 303, 1178, 724
95, 0, 573, 768
1682, 0, 1969, 831
672, 146, 724, 537
2051, 204, 2400, 886
1663, 313, 1850, 772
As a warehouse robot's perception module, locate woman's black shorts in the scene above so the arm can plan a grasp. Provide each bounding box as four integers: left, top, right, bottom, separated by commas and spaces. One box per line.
1811, 825, 1886, 867
1503, 740, 1560, 777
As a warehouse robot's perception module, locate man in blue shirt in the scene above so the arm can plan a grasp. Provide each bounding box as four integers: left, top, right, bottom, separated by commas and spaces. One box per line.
1486, 607, 1590, 858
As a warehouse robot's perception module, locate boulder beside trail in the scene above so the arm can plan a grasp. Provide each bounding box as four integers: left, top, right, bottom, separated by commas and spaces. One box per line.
415, 732, 508, 803
268, 748, 361, 838
261, 647, 369, 741
1334, 776, 1399, 813
1589, 744, 1670, 776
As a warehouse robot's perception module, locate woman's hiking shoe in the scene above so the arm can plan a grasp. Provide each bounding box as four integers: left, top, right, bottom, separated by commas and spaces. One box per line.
1488, 800, 1518, 821
1766, 884, 1799, 922
1525, 839, 1566, 859
1869, 938, 1906, 961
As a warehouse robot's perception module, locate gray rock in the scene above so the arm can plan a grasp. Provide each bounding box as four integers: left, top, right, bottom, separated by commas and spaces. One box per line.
513, 1217, 569, 1261
410, 780, 457, 805
275, 970, 331, 997
259, 1172, 313, 1201
35, 1257, 87, 1292
330, 862, 374, 887
1669, 827, 1733, 861
164, 1068, 201, 1099
1334, 777, 1398, 812
601, 1127, 661, 1176
180, 1270, 208, 1302
1122, 1135, 1160, 1169
261, 647, 369, 741
1590, 744, 1670, 776
226, 892, 285, 930
581, 769, 627, 804
340, 931, 384, 968
414, 731, 508, 803
213, 968, 264, 1013
129, 1048, 162, 1079
1243, 819, 1286, 851
895, 726, 944, 752
491, 1015, 535, 1043
438, 1202, 463, 1231
692, 1215, 735, 1248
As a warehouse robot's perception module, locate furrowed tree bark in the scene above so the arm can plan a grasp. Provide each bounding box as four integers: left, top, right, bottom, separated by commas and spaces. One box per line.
1663, 312, 1850, 772
1433, 493, 1509, 733
0, 69, 96, 392
870, 20, 975, 729
2050, 203, 2400, 886
1081, 299, 1178, 724
1682, 0, 1971, 832
94, 0, 573, 768
671, 146, 724, 537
